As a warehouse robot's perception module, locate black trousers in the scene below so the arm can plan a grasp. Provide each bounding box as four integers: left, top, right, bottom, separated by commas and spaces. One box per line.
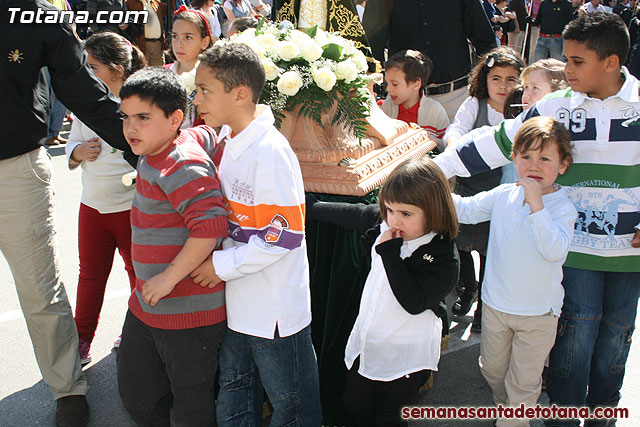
343, 358, 431, 427
117, 310, 226, 427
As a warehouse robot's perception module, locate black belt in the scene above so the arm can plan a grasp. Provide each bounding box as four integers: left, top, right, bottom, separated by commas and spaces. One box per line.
145, 37, 162, 42
427, 76, 469, 96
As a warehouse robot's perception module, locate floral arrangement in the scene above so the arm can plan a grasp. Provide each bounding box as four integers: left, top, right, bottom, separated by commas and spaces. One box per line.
178, 61, 199, 127
221, 20, 372, 140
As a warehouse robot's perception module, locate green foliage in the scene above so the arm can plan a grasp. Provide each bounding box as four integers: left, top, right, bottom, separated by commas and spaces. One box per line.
303, 25, 318, 38
322, 44, 344, 61
274, 76, 371, 141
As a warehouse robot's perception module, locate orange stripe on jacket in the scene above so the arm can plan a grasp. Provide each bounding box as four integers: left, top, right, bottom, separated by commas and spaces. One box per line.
225, 199, 306, 232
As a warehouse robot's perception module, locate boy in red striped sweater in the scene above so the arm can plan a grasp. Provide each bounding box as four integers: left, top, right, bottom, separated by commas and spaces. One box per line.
115, 67, 228, 425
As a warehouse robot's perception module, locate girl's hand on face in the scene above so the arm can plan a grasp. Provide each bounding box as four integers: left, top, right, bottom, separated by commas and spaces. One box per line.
379, 227, 401, 243
71, 137, 101, 163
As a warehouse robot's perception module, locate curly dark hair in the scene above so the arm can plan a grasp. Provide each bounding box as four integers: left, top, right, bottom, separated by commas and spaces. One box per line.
468, 47, 525, 100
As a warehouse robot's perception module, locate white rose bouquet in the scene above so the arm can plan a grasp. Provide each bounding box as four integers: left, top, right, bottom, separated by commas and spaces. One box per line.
218, 20, 371, 140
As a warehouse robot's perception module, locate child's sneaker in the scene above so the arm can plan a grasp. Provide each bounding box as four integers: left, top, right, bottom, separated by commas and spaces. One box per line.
78, 339, 92, 365
113, 335, 122, 350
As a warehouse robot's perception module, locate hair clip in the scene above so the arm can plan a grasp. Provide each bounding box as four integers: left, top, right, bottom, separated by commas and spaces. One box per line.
486, 55, 496, 68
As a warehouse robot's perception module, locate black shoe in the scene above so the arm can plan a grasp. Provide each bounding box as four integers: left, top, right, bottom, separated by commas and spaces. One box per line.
56, 395, 90, 427
452, 291, 477, 316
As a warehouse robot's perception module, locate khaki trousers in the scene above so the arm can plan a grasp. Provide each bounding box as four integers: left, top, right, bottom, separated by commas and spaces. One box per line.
145, 40, 164, 66
0, 148, 87, 400
431, 85, 469, 123
479, 304, 558, 427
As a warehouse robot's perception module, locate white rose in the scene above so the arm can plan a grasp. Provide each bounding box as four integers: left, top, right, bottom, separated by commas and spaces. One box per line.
352, 51, 368, 73
314, 29, 329, 47
277, 40, 301, 61
237, 28, 256, 42
327, 33, 345, 48
335, 60, 358, 83
181, 72, 196, 93
255, 33, 278, 51
289, 30, 312, 47
300, 40, 323, 62
261, 58, 279, 81
277, 71, 303, 96
313, 67, 337, 92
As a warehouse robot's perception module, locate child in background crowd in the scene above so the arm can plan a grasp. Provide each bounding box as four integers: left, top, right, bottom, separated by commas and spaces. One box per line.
115, 68, 228, 425
66, 32, 145, 364
343, 158, 460, 426
227, 15, 259, 37
190, 43, 322, 426
501, 59, 569, 184
521, 58, 569, 109
443, 47, 524, 326
381, 50, 450, 151
191, 0, 223, 41
452, 116, 577, 426
167, 8, 213, 128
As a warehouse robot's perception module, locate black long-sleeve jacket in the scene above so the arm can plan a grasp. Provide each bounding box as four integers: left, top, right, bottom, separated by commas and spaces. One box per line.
0, 0, 136, 166
376, 235, 459, 316
362, 0, 497, 84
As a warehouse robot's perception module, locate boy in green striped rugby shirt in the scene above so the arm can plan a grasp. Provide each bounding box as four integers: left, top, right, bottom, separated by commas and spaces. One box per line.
435, 12, 639, 426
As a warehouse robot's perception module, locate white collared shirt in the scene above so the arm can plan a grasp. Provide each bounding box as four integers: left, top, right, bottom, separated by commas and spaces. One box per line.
344, 223, 443, 381
453, 185, 577, 316
212, 106, 311, 339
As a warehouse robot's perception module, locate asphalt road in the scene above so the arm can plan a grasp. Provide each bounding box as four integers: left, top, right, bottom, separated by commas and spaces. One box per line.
0, 129, 638, 426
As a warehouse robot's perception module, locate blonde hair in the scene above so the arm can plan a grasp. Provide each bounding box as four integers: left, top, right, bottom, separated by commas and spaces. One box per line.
521, 59, 568, 92
379, 158, 459, 239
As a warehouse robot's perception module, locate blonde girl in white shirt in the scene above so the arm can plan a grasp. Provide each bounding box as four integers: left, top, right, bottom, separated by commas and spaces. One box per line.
343, 158, 460, 426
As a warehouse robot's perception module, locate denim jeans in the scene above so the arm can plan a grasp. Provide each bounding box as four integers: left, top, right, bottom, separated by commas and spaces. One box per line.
545, 267, 640, 427
533, 36, 564, 62
216, 325, 322, 427
43, 68, 67, 138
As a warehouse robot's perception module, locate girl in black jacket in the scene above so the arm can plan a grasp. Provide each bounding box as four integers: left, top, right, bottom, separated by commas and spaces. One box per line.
338, 158, 460, 426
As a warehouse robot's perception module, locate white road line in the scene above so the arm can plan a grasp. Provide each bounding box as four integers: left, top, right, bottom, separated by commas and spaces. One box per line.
0, 287, 131, 324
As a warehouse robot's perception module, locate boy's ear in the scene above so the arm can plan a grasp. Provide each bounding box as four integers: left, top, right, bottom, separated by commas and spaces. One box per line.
410, 78, 422, 92
603, 54, 621, 73
558, 158, 570, 176
168, 109, 184, 131
234, 85, 252, 106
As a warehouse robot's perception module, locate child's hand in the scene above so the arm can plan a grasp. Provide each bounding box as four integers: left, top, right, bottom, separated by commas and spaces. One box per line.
71, 138, 101, 163
517, 177, 544, 213
379, 227, 401, 243
190, 254, 223, 288
632, 230, 640, 249
141, 272, 176, 307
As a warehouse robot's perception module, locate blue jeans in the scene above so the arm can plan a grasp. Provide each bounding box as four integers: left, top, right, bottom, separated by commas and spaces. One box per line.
546, 267, 640, 427
533, 36, 564, 62
217, 325, 322, 427
43, 68, 67, 138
